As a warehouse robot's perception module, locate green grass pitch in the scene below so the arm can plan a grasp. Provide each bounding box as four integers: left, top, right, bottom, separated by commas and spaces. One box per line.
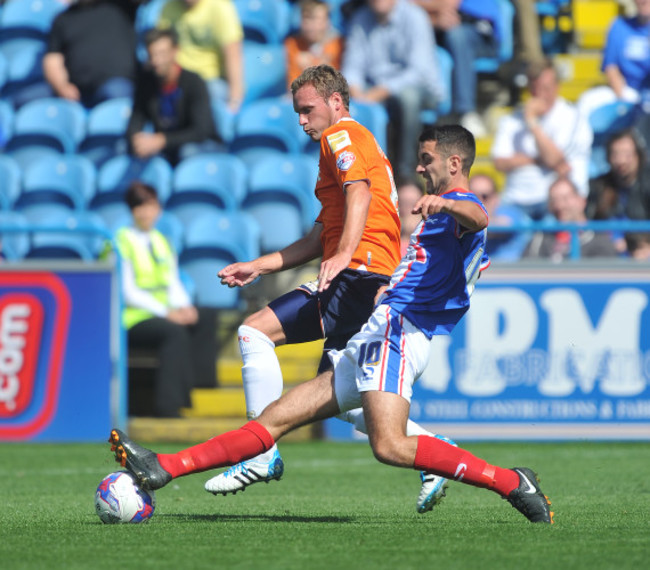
1, 440, 648, 570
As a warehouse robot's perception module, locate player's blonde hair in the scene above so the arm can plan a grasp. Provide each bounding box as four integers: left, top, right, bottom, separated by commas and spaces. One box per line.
291, 65, 350, 110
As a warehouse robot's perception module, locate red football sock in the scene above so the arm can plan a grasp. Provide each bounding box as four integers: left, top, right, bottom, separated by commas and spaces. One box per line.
413, 435, 519, 496
157, 421, 275, 479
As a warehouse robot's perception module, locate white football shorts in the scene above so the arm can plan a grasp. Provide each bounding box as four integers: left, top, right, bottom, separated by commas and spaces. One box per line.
329, 304, 431, 413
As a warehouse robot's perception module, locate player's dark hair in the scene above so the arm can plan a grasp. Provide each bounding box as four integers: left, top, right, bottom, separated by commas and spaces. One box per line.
291, 64, 350, 110
145, 27, 178, 48
125, 181, 159, 210
418, 124, 476, 175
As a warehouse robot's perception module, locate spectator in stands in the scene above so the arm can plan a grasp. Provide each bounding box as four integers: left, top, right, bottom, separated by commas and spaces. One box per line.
396, 176, 424, 256
158, 0, 244, 112
492, 58, 593, 220
126, 28, 220, 166
523, 177, 618, 261
587, 129, 650, 220
341, 0, 445, 177
285, 0, 344, 90
43, 0, 137, 108
587, 128, 650, 252
625, 232, 650, 260
412, 0, 500, 138
116, 181, 218, 417
577, 0, 650, 119
469, 172, 531, 262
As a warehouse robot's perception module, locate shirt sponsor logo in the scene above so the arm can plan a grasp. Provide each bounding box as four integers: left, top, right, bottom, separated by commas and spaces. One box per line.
327, 130, 352, 153
336, 150, 356, 171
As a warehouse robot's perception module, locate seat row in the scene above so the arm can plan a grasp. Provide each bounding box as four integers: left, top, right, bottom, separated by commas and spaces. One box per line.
0, 150, 320, 254
1, 206, 261, 309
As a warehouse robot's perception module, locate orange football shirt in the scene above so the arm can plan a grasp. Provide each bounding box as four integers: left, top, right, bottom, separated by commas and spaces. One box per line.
315, 117, 401, 277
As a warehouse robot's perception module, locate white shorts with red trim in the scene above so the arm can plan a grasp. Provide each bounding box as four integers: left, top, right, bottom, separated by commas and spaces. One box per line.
329, 305, 431, 412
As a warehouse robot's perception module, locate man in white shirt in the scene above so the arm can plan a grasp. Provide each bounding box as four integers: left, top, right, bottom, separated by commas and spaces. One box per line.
491, 59, 593, 220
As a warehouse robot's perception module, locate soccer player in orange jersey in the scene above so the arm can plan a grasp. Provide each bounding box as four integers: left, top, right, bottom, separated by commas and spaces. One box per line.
209, 66, 452, 512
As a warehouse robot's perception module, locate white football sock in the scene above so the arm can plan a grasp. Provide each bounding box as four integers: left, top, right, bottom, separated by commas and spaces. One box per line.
339, 408, 437, 437
238, 324, 281, 461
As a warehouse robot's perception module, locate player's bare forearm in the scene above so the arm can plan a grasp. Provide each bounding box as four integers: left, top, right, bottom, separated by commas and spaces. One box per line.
318, 182, 371, 291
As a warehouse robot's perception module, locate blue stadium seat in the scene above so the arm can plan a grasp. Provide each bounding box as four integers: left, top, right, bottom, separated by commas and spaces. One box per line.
234, 0, 291, 44
244, 153, 319, 252
588, 101, 637, 178
5, 97, 86, 168
0, 154, 21, 210
0, 210, 29, 260
419, 46, 453, 125
0, 39, 50, 109
93, 155, 173, 209
231, 97, 304, 159
156, 210, 184, 254
474, 0, 515, 74
167, 153, 248, 212
212, 98, 236, 145
17, 155, 96, 211
243, 42, 287, 103
22, 208, 107, 261
180, 210, 260, 308
0, 0, 66, 42
79, 97, 132, 167
0, 95, 13, 147
0, 51, 7, 95
349, 100, 389, 153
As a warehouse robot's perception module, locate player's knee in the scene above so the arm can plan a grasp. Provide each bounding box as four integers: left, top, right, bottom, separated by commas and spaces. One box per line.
368, 435, 405, 467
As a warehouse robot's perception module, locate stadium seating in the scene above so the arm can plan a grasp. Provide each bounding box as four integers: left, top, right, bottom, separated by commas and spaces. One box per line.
587, 101, 637, 178
167, 153, 248, 213
419, 46, 453, 125
0, 0, 65, 43
212, 98, 237, 145
0, 210, 29, 260
242, 42, 287, 103
17, 154, 96, 211
134, 0, 169, 61
474, 0, 515, 74
91, 156, 173, 229
244, 153, 319, 252
155, 210, 185, 254
231, 97, 304, 161
0, 154, 20, 210
79, 97, 132, 167
93, 155, 173, 207
572, 0, 618, 50
0, 98, 14, 147
0, 39, 50, 108
0, 51, 6, 94
180, 210, 261, 308
234, 0, 291, 44
349, 100, 389, 153
5, 97, 87, 169
21, 207, 107, 261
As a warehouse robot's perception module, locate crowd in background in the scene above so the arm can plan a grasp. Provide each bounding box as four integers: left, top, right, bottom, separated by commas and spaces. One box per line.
1, 0, 650, 265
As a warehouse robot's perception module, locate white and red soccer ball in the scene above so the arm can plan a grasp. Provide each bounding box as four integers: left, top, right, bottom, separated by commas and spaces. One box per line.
95, 471, 155, 524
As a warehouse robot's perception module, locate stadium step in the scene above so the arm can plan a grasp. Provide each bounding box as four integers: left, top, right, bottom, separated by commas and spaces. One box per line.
555, 53, 606, 102
127, 416, 314, 443
572, 0, 619, 50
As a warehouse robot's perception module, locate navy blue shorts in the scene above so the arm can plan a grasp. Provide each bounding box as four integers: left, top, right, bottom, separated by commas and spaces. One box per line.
268, 268, 390, 372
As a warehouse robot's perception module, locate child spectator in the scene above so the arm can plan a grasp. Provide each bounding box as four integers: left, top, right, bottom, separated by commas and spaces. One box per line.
285, 0, 344, 90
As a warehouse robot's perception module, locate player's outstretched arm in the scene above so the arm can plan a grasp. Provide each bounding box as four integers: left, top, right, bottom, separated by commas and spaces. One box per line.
414, 195, 488, 232
218, 224, 324, 287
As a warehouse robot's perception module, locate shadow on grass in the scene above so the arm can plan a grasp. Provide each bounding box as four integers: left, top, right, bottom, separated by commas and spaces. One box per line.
162, 513, 355, 524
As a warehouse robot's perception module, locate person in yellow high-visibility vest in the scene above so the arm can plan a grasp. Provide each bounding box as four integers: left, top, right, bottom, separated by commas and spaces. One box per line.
117, 181, 217, 417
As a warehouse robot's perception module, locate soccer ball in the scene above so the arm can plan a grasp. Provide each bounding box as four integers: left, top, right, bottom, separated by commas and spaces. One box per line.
95, 471, 155, 524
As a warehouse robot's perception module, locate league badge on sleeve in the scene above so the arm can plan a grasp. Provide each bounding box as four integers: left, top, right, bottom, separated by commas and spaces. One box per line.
336, 151, 356, 172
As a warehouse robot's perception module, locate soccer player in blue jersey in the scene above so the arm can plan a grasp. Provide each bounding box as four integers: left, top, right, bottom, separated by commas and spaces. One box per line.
110, 125, 554, 524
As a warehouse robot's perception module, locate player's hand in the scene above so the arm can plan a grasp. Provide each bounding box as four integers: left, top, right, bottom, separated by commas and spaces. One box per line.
218, 261, 259, 288
166, 308, 188, 324
317, 254, 350, 292
413, 194, 449, 219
